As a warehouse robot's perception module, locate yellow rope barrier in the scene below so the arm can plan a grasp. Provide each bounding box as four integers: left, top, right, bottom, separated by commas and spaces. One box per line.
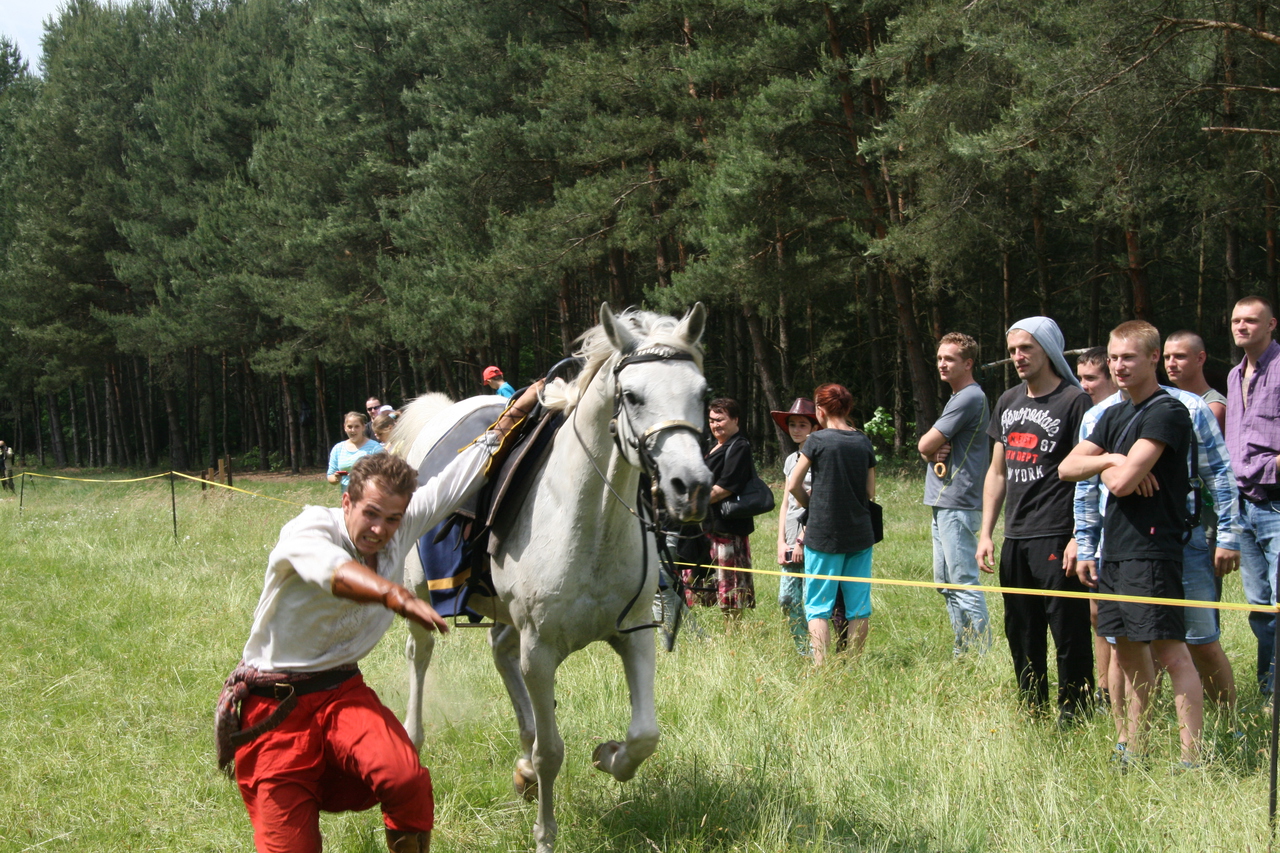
669, 559, 1280, 615
9, 470, 1278, 614
22, 471, 171, 483
16, 469, 306, 507
169, 471, 306, 507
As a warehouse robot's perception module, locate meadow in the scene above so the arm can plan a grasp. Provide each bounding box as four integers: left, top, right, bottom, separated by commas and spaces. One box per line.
0, 468, 1273, 852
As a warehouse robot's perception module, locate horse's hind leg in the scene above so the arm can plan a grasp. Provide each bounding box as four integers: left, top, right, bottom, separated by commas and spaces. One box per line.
403, 546, 435, 749
595, 630, 659, 782
490, 623, 537, 798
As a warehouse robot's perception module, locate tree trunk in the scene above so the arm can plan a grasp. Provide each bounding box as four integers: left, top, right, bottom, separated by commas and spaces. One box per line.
46, 392, 67, 467
558, 274, 574, 355
164, 384, 188, 470
68, 385, 82, 467
886, 271, 938, 431
32, 391, 45, 467
102, 376, 115, 467
281, 373, 300, 475
85, 381, 99, 467
132, 359, 155, 467
742, 303, 785, 451
109, 363, 132, 466
1225, 224, 1241, 311
314, 358, 330, 456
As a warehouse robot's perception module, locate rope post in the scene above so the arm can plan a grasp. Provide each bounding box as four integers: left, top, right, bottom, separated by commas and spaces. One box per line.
170, 471, 178, 541
18, 471, 25, 512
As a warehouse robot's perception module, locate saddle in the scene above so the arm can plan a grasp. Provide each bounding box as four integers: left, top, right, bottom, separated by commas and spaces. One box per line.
414, 394, 563, 621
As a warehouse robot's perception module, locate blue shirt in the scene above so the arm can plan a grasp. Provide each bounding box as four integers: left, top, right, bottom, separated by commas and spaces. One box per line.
1073, 385, 1240, 562
495, 381, 515, 399
327, 439, 385, 491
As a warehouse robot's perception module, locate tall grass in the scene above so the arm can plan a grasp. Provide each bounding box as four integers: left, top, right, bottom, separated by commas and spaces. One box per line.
0, 470, 1271, 852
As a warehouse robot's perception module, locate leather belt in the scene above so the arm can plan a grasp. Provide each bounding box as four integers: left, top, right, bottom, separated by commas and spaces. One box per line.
248, 667, 358, 700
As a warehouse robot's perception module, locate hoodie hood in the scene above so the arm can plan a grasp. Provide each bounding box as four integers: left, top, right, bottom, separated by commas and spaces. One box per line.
1007, 316, 1082, 390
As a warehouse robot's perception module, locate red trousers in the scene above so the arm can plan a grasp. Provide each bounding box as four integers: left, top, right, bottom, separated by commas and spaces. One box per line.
234, 674, 433, 853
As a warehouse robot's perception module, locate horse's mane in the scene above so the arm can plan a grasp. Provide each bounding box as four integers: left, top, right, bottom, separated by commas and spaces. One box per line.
389, 391, 455, 464
541, 308, 704, 415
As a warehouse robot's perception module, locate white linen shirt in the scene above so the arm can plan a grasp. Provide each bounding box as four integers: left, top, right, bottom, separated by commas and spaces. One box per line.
242, 437, 494, 672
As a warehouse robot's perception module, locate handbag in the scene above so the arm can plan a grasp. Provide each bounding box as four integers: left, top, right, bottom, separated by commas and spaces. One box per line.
719, 475, 776, 519
869, 500, 884, 544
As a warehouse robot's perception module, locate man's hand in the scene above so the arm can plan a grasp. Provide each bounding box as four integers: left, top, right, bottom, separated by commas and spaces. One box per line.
1076, 559, 1098, 589
399, 596, 450, 633
977, 535, 997, 574
931, 443, 952, 465
1063, 538, 1078, 577
1101, 466, 1160, 497
1214, 547, 1241, 577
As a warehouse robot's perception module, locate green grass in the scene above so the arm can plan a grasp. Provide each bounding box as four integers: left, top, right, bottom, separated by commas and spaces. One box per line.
0, 469, 1273, 852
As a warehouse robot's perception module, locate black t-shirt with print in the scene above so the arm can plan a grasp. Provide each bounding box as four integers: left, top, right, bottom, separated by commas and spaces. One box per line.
1092, 390, 1192, 562
987, 379, 1091, 539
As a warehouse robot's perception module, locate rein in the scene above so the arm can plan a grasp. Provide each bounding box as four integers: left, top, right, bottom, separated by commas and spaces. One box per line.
562, 346, 703, 634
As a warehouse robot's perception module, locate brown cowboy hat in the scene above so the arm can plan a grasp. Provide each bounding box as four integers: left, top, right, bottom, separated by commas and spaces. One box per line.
770, 398, 820, 432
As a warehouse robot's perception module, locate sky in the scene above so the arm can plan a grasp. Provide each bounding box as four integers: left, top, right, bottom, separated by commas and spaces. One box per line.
1, 0, 69, 75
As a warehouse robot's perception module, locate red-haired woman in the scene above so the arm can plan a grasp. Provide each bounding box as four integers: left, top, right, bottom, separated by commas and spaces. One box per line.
785, 384, 876, 664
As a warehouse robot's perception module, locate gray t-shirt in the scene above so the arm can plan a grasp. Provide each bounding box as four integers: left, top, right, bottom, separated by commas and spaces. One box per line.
782, 450, 811, 545
1201, 387, 1227, 409
923, 382, 990, 511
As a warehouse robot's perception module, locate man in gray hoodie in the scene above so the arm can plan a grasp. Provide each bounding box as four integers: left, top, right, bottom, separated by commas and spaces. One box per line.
977, 317, 1095, 724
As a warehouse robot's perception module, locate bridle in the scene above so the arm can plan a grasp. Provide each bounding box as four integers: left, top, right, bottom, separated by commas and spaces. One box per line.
608, 346, 704, 478
556, 345, 704, 634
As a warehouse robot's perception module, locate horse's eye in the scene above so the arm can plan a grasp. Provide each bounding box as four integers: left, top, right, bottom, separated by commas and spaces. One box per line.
623, 390, 643, 407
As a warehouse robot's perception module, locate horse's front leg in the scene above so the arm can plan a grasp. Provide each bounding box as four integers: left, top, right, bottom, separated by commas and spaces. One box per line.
489, 623, 537, 798
520, 634, 565, 853
596, 629, 659, 781
403, 547, 434, 749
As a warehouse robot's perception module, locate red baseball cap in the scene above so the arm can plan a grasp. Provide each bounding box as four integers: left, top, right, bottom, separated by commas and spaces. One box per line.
482, 366, 503, 383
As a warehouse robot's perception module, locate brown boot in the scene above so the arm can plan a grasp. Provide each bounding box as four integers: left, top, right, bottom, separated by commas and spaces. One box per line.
385, 828, 431, 853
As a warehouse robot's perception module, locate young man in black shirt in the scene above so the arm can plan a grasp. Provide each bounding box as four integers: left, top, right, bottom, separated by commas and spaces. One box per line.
1060, 321, 1202, 768
977, 317, 1094, 724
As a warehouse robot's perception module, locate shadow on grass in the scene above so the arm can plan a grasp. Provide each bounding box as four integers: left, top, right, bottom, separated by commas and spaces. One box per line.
568, 750, 970, 853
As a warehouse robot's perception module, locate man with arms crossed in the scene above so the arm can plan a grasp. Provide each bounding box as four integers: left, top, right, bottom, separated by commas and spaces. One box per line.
1075, 351, 1240, 745
918, 333, 991, 655
1061, 322, 1202, 767
216, 384, 542, 853
1226, 296, 1280, 698
977, 317, 1094, 723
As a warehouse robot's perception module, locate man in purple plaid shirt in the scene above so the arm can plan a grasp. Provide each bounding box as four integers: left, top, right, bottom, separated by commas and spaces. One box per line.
1226, 295, 1280, 697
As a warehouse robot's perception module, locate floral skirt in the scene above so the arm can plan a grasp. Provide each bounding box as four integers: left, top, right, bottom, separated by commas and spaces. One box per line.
682, 532, 755, 611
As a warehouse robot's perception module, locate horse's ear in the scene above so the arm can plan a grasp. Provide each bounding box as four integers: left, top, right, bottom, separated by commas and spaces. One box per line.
600, 302, 637, 353
676, 302, 707, 345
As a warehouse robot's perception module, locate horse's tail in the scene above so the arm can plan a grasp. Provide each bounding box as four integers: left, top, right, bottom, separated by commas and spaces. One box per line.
391, 392, 455, 465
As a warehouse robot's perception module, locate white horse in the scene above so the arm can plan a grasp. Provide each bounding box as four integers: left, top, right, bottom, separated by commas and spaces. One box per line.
394, 303, 712, 853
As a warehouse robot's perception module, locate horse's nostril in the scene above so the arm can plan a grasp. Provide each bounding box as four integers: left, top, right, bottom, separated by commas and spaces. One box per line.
670, 477, 686, 495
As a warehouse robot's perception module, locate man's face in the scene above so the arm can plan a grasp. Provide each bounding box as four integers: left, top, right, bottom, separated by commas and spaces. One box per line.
937, 343, 972, 384
1162, 339, 1203, 387
1108, 336, 1158, 391
1006, 330, 1049, 382
1231, 303, 1277, 351
342, 481, 410, 557
786, 415, 815, 445
365, 399, 381, 418
1076, 360, 1116, 405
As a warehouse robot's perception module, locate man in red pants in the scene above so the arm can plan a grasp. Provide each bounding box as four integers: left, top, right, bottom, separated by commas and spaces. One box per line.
217, 383, 541, 853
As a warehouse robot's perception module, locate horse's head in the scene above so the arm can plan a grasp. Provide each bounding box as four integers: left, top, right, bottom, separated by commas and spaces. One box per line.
598, 302, 713, 524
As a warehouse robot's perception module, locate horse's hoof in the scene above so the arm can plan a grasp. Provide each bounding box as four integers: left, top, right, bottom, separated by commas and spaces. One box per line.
592, 741, 621, 773
513, 759, 538, 802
